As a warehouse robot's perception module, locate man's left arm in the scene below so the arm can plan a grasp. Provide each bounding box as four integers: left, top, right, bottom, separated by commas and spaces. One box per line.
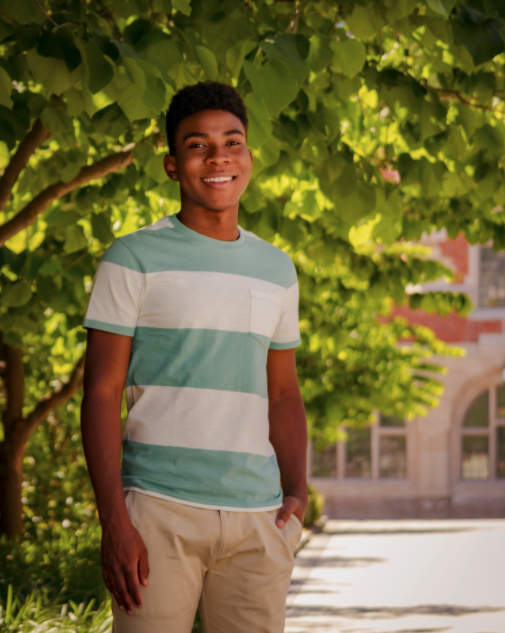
267, 347, 308, 529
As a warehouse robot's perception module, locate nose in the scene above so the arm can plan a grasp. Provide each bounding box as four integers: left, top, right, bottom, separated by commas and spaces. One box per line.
205, 144, 230, 165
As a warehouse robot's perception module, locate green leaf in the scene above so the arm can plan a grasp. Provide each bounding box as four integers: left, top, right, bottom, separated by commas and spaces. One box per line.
260, 34, 310, 87
226, 40, 257, 82
117, 59, 156, 121
0, 67, 13, 109
255, 134, 281, 168
330, 39, 366, 79
40, 107, 73, 135
335, 183, 376, 224
40, 107, 75, 149
307, 35, 334, 73
84, 41, 114, 94
453, 3, 505, 65
243, 59, 298, 118
195, 45, 218, 81
345, 4, 387, 39
244, 93, 272, 149
0, 0, 44, 25
26, 48, 83, 96
37, 25, 82, 73
427, 0, 454, 16
172, 0, 192, 16
143, 153, 167, 183
36, 276, 59, 304
91, 213, 115, 244
64, 224, 88, 254
1, 281, 32, 307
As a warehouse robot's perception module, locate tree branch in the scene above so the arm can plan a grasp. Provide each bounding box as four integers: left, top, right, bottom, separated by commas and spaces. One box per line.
0, 150, 133, 246
435, 87, 505, 114
22, 354, 85, 438
1, 343, 24, 438
33, 0, 60, 28
0, 118, 51, 214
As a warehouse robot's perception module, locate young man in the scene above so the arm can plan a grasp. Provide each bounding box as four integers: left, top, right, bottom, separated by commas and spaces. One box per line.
81, 81, 308, 633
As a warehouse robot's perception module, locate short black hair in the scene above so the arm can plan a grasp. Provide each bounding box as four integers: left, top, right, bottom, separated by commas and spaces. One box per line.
165, 81, 248, 155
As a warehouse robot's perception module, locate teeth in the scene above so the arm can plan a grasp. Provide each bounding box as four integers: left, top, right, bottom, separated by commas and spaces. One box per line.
202, 177, 233, 182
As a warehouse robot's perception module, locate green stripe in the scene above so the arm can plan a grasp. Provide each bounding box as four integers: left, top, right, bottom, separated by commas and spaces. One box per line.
83, 318, 135, 336
101, 238, 143, 273
121, 440, 282, 509
127, 327, 269, 398
270, 338, 301, 350
101, 223, 296, 289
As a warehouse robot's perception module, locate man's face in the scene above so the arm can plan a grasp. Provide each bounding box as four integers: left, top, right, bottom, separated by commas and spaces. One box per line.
164, 109, 253, 213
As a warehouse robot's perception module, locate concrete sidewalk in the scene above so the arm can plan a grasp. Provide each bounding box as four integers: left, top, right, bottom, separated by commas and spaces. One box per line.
286, 519, 505, 633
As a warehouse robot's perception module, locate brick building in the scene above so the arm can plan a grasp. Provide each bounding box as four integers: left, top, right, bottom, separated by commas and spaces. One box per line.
310, 230, 505, 518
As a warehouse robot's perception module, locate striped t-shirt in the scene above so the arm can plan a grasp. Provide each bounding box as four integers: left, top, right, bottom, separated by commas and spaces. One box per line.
83, 213, 301, 511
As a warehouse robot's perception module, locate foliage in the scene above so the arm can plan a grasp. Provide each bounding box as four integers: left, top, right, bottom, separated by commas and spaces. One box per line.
303, 484, 325, 527
0, 0, 504, 542
2, 0, 501, 434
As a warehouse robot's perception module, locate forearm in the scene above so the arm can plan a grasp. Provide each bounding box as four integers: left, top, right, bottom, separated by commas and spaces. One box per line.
269, 388, 308, 503
80, 387, 127, 527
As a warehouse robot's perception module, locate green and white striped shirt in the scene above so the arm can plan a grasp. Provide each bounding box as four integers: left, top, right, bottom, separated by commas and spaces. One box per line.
83, 214, 301, 511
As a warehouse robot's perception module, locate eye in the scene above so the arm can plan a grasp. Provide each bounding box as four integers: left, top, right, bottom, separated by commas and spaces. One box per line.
227, 140, 241, 146
189, 142, 205, 148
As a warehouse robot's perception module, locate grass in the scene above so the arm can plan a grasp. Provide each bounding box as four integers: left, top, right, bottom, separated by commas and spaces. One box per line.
0, 523, 203, 632
0, 584, 114, 633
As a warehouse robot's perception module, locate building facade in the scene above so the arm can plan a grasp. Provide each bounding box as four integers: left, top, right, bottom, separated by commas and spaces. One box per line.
310, 231, 505, 518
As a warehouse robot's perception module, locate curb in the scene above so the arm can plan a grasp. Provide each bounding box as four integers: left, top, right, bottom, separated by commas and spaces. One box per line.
294, 515, 328, 556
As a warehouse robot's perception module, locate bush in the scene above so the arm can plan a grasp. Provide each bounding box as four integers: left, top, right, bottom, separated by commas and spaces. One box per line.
303, 484, 325, 528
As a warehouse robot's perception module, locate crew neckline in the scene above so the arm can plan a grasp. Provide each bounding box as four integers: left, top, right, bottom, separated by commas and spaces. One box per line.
170, 213, 246, 249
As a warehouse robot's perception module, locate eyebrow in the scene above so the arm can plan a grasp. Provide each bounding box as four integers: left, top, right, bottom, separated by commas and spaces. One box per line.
182, 129, 245, 142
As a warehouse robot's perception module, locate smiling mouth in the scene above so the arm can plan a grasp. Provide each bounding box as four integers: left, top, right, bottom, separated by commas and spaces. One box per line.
202, 176, 236, 183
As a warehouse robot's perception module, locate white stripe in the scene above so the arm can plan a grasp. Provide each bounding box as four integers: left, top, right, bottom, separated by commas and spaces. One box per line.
137, 270, 285, 336
124, 385, 274, 457
141, 216, 174, 231
271, 281, 300, 344
85, 262, 144, 329
123, 487, 283, 512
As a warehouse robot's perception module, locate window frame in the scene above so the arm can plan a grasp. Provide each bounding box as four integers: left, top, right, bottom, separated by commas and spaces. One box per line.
310, 413, 411, 481
468, 244, 505, 320
454, 379, 505, 483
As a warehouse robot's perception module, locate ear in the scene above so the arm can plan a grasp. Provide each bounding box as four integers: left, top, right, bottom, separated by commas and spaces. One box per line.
164, 154, 178, 181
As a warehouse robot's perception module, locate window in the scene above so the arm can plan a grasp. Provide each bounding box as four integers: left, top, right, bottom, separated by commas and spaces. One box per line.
311, 414, 408, 480
460, 385, 505, 481
345, 426, 372, 478
479, 246, 505, 308
311, 442, 337, 478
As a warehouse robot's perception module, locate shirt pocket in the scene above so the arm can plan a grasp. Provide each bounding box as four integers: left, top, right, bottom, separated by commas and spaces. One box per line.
249, 288, 282, 348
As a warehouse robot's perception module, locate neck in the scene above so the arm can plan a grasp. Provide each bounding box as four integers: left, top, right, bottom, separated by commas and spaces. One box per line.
176, 200, 240, 242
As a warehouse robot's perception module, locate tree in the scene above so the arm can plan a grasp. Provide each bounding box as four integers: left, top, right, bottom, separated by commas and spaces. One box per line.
1, 0, 504, 537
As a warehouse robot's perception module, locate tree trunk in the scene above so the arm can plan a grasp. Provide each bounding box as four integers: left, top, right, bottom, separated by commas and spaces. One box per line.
0, 340, 85, 539
0, 439, 25, 540
0, 343, 26, 539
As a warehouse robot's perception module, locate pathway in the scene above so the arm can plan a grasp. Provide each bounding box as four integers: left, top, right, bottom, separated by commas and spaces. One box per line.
286, 519, 505, 633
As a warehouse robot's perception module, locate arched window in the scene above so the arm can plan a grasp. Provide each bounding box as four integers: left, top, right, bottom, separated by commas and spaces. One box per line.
311, 414, 408, 480
460, 386, 505, 480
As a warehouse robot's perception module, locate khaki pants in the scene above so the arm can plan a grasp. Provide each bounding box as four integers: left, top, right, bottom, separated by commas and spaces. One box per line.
111, 489, 302, 633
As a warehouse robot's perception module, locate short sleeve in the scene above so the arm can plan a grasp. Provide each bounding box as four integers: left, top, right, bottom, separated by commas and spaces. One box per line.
83, 239, 144, 337
270, 267, 301, 350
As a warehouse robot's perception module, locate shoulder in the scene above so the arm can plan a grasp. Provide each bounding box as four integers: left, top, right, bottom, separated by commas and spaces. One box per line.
242, 229, 297, 287
101, 216, 176, 271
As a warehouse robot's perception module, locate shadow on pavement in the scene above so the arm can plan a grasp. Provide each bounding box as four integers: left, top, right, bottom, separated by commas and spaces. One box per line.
294, 555, 386, 568
286, 604, 505, 619
324, 527, 478, 537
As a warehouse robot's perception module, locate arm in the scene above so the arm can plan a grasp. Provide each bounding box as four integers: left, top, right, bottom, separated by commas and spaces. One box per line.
81, 328, 149, 616
267, 347, 308, 529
